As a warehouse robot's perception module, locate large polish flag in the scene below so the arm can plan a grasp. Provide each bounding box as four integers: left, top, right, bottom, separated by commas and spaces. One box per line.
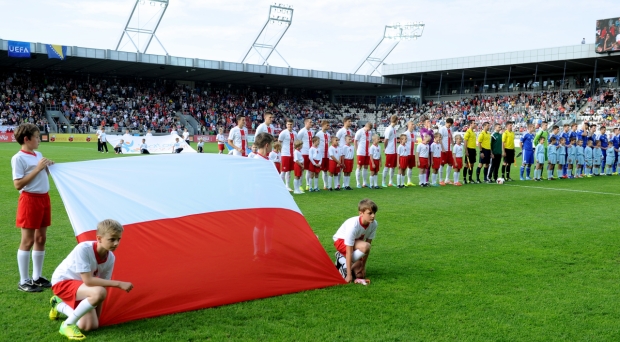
49, 154, 345, 326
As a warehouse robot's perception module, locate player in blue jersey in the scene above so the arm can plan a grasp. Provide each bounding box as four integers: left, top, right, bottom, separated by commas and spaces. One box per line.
567, 137, 577, 179
612, 128, 619, 174
598, 126, 609, 168
520, 124, 535, 181
605, 137, 616, 175
557, 137, 567, 179
561, 124, 571, 177
576, 138, 585, 178
534, 137, 546, 181
547, 136, 558, 180
548, 125, 561, 146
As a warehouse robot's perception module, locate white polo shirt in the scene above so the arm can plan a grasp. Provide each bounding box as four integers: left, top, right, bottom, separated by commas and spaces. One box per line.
51, 241, 115, 285
11, 150, 50, 194
333, 216, 378, 246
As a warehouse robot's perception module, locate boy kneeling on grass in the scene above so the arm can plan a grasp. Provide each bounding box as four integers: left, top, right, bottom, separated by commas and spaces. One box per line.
49, 219, 133, 341
333, 199, 378, 284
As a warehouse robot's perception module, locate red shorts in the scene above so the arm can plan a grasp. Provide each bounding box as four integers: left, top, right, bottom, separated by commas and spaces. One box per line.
52, 280, 83, 309
302, 155, 310, 170
334, 239, 348, 255
454, 158, 463, 170
441, 151, 454, 166
385, 153, 397, 168
398, 156, 409, 170
370, 158, 381, 172
274, 162, 281, 173
16, 192, 51, 229
308, 159, 320, 173
356, 155, 369, 166
418, 157, 429, 169
432, 157, 442, 170
294, 162, 303, 178
321, 158, 330, 172
408, 155, 416, 168
218, 143, 224, 151
328, 160, 341, 174
343, 159, 354, 173
281, 156, 294, 172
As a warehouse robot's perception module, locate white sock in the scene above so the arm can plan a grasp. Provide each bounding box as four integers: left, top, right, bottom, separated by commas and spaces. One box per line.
17, 250, 30, 284
438, 165, 443, 181
424, 173, 428, 183
432, 173, 437, 184
65, 300, 95, 325
327, 176, 332, 188
374, 175, 378, 186
396, 174, 401, 185
382, 168, 388, 184
454, 171, 459, 183
314, 178, 318, 188
445, 166, 452, 182
280, 171, 285, 182
322, 171, 327, 188
284, 172, 290, 188
419, 174, 424, 184
32, 250, 45, 281
294, 179, 298, 190
305, 171, 310, 187
345, 176, 350, 187
388, 168, 394, 184
57, 302, 74, 317
406, 168, 412, 183
335, 175, 340, 187
362, 168, 368, 185
355, 168, 360, 185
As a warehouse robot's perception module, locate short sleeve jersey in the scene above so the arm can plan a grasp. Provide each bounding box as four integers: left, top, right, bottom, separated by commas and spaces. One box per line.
343, 145, 354, 159
502, 130, 515, 149
336, 127, 353, 147
182, 132, 189, 140
520, 133, 534, 151
384, 126, 397, 154
332, 216, 378, 246
438, 126, 453, 151
309, 146, 321, 164
328, 145, 342, 160
51, 241, 115, 285
477, 131, 491, 149
464, 128, 477, 149
405, 130, 416, 156
354, 129, 371, 156
293, 149, 303, 163
268, 151, 280, 163
416, 143, 430, 158
255, 123, 275, 136
11, 150, 49, 194
228, 127, 247, 152
297, 128, 314, 155
278, 129, 297, 157
453, 144, 464, 157
317, 131, 331, 159
397, 144, 408, 157
216, 134, 226, 145
430, 142, 442, 158
369, 144, 381, 159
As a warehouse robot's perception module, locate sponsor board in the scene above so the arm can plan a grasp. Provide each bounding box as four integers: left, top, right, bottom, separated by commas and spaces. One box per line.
49, 134, 94, 142
0, 132, 16, 143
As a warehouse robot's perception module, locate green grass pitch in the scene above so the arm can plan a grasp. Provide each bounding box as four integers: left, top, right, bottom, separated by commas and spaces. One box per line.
1, 142, 620, 341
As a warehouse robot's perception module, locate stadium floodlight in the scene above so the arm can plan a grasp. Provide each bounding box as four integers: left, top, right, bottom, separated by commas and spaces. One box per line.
352, 22, 424, 76
116, 0, 169, 55
240, 4, 294, 67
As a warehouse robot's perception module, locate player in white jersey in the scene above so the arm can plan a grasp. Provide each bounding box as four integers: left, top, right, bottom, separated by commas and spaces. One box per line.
253, 132, 274, 160
140, 138, 150, 154
368, 134, 382, 189
297, 118, 314, 190
452, 135, 464, 185
416, 134, 431, 187
228, 115, 248, 157
255, 112, 276, 136
404, 121, 417, 186
49, 220, 133, 340
327, 136, 343, 190
333, 199, 378, 283
317, 120, 331, 189
145, 129, 153, 137
336, 116, 353, 186
12, 124, 55, 293
247, 144, 258, 159
438, 118, 455, 185
96, 126, 103, 152
382, 115, 399, 187
396, 134, 409, 188
293, 140, 305, 194
354, 122, 372, 188
269, 142, 282, 175
430, 132, 443, 186
216, 127, 226, 154
308, 136, 322, 191
182, 128, 190, 145
278, 119, 298, 191
99, 131, 108, 153
341, 135, 355, 190
122, 129, 132, 142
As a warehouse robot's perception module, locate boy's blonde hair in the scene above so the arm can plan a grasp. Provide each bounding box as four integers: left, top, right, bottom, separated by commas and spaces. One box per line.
372, 134, 379, 142
311, 136, 320, 144
294, 140, 303, 149
399, 133, 407, 140
97, 219, 124, 236
455, 135, 463, 142
273, 141, 282, 151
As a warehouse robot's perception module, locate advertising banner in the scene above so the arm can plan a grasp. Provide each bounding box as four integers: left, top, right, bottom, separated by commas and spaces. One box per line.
49, 134, 94, 142
8, 41, 31, 58
0, 132, 16, 143
106, 135, 196, 154
193, 135, 217, 142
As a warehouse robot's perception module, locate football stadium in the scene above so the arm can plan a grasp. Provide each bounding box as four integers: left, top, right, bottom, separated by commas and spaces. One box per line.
1, 2, 620, 341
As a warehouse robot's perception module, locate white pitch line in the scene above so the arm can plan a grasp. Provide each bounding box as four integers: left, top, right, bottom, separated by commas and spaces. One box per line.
504, 184, 620, 196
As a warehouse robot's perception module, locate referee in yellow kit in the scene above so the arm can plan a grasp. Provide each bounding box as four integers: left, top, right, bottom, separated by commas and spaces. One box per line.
476, 122, 491, 183
463, 120, 478, 184
501, 121, 515, 181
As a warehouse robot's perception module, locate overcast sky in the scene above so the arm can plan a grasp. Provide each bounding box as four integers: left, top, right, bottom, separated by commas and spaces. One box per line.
0, 0, 615, 74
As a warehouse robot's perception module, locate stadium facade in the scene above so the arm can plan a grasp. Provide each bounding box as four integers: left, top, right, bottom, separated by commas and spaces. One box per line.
1, 39, 619, 105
